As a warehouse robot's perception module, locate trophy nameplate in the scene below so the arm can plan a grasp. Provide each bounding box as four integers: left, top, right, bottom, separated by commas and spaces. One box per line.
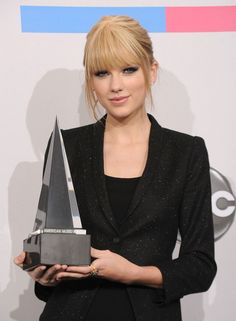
23, 119, 91, 270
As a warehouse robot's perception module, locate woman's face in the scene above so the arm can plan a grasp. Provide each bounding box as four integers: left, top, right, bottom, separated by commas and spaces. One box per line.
91, 63, 157, 120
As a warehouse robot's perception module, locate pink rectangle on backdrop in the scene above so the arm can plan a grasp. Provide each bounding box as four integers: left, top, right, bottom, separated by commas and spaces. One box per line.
166, 6, 236, 32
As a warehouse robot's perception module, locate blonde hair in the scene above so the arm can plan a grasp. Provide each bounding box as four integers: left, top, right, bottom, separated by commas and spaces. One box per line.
83, 15, 157, 119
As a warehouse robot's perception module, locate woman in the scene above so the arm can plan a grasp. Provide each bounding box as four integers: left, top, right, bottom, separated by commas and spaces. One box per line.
15, 15, 217, 321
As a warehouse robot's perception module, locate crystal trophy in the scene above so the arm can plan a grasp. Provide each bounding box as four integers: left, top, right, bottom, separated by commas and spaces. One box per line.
23, 119, 91, 270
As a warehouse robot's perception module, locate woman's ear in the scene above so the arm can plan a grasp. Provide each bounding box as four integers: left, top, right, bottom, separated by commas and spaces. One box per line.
150, 61, 158, 85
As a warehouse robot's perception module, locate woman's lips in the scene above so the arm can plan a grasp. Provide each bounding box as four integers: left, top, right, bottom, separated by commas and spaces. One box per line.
109, 96, 130, 105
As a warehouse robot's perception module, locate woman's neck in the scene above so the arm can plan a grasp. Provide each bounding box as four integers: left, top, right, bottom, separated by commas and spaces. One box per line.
104, 111, 151, 145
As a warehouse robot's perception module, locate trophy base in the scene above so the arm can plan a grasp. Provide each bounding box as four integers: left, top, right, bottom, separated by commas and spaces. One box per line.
23, 229, 91, 271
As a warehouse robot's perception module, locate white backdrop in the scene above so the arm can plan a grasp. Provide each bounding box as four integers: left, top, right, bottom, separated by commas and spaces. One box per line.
1, 1, 236, 320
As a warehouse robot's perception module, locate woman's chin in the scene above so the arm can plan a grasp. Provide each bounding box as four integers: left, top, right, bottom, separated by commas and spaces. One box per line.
105, 107, 144, 121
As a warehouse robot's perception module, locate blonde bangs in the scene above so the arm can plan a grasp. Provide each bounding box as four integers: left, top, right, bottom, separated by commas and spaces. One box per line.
85, 27, 147, 79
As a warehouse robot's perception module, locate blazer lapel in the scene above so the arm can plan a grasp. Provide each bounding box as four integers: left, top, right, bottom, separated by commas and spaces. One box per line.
126, 114, 164, 220
92, 116, 120, 234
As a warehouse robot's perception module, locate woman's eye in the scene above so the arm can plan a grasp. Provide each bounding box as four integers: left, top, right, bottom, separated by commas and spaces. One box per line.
123, 66, 139, 74
94, 70, 109, 77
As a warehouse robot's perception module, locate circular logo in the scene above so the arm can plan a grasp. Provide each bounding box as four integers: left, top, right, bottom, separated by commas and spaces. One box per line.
177, 168, 235, 242
210, 167, 235, 240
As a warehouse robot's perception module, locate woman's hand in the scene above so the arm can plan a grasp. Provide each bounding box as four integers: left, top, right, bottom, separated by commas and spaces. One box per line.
89, 248, 140, 283
56, 247, 140, 284
14, 249, 162, 287
14, 251, 68, 287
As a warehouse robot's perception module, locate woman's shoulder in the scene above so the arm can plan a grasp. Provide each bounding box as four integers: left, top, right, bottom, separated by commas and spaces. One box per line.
161, 126, 207, 156
62, 122, 95, 135
162, 126, 204, 142
149, 113, 205, 150
61, 122, 95, 143
59, 123, 96, 159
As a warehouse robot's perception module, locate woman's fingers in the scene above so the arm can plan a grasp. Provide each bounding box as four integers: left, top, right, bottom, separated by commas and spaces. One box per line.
56, 264, 95, 280
31, 264, 68, 286
41, 265, 66, 281
13, 252, 26, 268
29, 265, 47, 280
56, 271, 90, 280
38, 265, 63, 285
66, 265, 91, 273
13, 250, 92, 284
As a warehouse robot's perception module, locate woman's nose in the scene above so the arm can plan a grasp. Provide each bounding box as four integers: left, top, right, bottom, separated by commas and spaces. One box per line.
110, 74, 124, 93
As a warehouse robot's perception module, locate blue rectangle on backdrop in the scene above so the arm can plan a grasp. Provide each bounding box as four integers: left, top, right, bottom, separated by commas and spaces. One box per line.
20, 6, 166, 33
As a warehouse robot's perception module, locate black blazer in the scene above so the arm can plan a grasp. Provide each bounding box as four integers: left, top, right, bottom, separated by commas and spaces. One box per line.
36, 114, 217, 321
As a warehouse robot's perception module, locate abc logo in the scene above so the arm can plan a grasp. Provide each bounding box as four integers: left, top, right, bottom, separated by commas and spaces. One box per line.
210, 168, 235, 240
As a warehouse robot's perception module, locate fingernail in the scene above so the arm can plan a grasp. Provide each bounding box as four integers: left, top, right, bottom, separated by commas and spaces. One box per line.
41, 266, 46, 271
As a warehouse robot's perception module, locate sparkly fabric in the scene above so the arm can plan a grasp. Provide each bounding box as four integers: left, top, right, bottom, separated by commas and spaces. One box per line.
35, 114, 216, 321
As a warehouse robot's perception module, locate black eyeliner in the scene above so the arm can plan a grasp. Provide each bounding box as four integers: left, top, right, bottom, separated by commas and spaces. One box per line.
94, 70, 108, 77
123, 66, 139, 73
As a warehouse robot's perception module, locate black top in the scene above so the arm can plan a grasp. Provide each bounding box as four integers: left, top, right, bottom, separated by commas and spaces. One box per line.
105, 174, 141, 225
85, 175, 140, 321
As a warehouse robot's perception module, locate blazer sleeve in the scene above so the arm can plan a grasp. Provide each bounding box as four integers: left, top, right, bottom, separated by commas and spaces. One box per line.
35, 281, 55, 302
156, 136, 217, 304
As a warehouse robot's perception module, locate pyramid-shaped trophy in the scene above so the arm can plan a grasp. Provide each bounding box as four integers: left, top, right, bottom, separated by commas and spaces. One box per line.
23, 119, 91, 270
